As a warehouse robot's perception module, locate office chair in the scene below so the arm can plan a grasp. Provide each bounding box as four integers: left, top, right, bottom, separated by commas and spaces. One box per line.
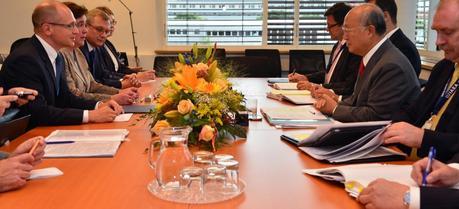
153, 56, 179, 77
226, 56, 276, 77
119, 52, 129, 66
245, 49, 282, 77
288, 50, 326, 76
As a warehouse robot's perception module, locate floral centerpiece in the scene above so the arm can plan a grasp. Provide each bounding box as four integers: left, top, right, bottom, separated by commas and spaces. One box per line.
146, 44, 247, 151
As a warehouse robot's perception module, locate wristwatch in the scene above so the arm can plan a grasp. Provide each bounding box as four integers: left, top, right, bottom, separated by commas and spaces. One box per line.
403, 190, 410, 208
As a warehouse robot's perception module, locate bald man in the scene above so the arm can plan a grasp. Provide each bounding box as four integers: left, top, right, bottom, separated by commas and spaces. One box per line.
313, 4, 420, 122
0, 0, 122, 127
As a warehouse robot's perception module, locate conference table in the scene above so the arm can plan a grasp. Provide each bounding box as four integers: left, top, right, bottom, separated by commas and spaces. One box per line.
0, 78, 408, 209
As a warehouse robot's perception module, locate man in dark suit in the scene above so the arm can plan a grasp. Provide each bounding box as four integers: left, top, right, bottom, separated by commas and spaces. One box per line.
366, 0, 422, 77
358, 1, 459, 208
313, 4, 420, 122
381, 0, 459, 162
0, 1, 122, 127
289, 3, 361, 96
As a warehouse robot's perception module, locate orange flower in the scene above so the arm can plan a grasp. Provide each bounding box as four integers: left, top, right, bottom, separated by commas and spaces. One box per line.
173, 65, 206, 91
177, 99, 194, 114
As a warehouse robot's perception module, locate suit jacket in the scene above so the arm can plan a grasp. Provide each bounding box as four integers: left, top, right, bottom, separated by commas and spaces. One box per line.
333, 40, 420, 122
104, 40, 137, 75
61, 48, 119, 102
393, 59, 459, 162
306, 42, 361, 96
389, 28, 422, 77
0, 35, 97, 127
80, 41, 123, 88
420, 187, 459, 209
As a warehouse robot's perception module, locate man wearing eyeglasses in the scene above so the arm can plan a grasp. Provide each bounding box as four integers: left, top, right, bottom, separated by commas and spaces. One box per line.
0, 1, 123, 127
289, 3, 361, 97
313, 4, 420, 122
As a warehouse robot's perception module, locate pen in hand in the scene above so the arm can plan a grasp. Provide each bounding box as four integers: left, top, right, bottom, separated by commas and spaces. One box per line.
29, 138, 41, 155
422, 146, 436, 186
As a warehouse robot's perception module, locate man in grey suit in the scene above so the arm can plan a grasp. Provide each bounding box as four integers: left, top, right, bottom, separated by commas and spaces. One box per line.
314, 4, 420, 122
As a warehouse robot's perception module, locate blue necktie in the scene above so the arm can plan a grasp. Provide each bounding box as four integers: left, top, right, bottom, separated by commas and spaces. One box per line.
55, 53, 64, 96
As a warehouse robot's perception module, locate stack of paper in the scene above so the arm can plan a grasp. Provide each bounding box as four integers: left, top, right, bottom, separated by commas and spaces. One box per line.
303, 163, 459, 198
44, 129, 129, 158
273, 82, 299, 90
281, 121, 406, 163
261, 106, 330, 126
267, 89, 310, 101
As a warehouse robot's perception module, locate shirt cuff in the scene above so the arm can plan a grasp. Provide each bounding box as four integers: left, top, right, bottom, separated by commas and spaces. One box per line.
83, 110, 89, 123
338, 95, 342, 102
409, 186, 420, 209
448, 163, 459, 170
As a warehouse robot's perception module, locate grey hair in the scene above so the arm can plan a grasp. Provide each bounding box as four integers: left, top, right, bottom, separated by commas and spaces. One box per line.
86, 8, 110, 24
360, 3, 386, 36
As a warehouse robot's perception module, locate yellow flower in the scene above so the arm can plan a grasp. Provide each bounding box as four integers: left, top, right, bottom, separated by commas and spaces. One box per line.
177, 99, 194, 114
164, 110, 181, 118
151, 120, 170, 135
199, 125, 215, 142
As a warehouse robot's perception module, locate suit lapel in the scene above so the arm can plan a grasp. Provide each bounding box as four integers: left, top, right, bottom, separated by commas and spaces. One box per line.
326, 42, 339, 72
31, 36, 58, 95
352, 40, 391, 104
329, 45, 348, 82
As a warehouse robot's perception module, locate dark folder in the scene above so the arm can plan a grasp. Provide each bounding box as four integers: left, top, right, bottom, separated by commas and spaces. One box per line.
122, 104, 155, 113
0, 114, 31, 146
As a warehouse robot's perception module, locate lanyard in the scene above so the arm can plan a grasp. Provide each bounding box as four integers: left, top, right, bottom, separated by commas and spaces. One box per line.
432, 77, 459, 115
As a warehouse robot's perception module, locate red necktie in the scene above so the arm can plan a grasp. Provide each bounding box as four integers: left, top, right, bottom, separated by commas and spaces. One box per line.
358, 61, 365, 76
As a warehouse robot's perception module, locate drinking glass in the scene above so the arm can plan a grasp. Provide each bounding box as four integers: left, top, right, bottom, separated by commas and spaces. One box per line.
246, 98, 258, 120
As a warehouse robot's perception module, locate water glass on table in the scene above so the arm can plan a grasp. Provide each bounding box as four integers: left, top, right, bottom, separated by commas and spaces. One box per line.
246, 98, 259, 120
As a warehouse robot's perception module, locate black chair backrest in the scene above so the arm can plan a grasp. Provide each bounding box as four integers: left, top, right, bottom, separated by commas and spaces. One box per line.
289, 50, 325, 75
226, 56, 277, 77
191, 48, 226, 60
153, 56, 179, 77
119, 52, 129, 66
245, 49, 282, 77
10, 38, 30, 54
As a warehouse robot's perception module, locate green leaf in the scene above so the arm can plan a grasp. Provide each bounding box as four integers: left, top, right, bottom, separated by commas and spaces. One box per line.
178, 53, 185, 64
193, 43, 198, 59
205, 46, 212, 60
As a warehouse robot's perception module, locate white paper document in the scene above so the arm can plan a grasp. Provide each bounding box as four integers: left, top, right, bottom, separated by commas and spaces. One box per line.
114, 113, 133, 122
273, 82, 298, 90
44, 141, 121, 158
28, 167, 63, 179
45, 129, 129, 142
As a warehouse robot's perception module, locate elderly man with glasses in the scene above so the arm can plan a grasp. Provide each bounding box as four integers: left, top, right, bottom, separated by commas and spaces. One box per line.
312, 4, 420, 122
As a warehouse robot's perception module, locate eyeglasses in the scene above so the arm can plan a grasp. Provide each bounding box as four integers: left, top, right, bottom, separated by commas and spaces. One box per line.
342, 25, 368, 33
44, 22, 77, 30
327, 23, 339, 30
88, 24, 111, 35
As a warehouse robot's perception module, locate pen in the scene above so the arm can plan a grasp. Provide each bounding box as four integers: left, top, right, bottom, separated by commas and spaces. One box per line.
422, 146, 436, 186
29, 139, 40, 155
46, 141, 75, 144
292, 68, 297, 76
309, 110, 316, 115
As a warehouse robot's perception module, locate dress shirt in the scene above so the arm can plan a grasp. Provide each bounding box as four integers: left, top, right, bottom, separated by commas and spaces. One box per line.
385, 27, 400, 39
362, 36, 389, 66
35, 35, 90, 123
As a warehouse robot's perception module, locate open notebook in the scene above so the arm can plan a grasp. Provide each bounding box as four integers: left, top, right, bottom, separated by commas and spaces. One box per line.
44, 129, 129, 158
272, 82, 298, 90
281, 121, 406, 163
303, 163, 459, 198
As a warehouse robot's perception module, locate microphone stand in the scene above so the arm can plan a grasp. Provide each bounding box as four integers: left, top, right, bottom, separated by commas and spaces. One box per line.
117, 0, 140, 67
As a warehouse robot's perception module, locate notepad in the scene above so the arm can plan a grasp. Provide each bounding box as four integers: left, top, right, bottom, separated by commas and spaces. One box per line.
44, 129, 128, 158
281, 94, 315, 105
303, 163, 459, 198
114, 113, 133, 122
273, 82, 299, 90
28, 167, 63, 179
261, 106, 331, 126
267, 89, 311, 101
